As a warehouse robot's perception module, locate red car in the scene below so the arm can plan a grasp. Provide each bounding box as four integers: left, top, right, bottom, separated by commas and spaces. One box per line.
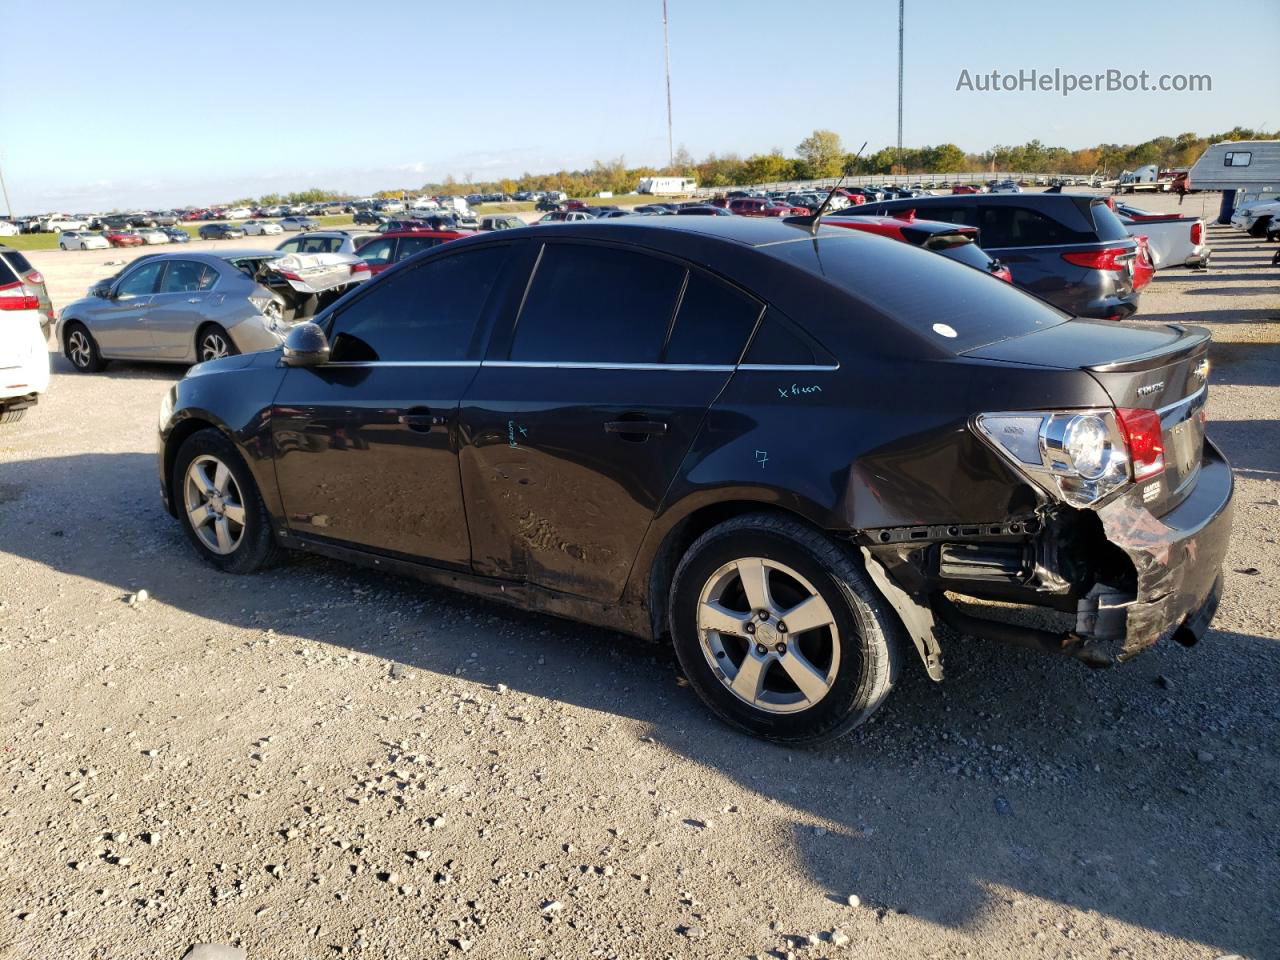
823, 213, 1013, 283
354, 230, 475, 275
833, 190, 866, 206
105, 230, 143, 247
728, 197, 804, 218
951, 184, 983, 195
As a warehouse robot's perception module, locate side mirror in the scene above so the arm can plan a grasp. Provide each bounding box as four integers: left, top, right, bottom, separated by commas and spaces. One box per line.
281, 322, 330, 367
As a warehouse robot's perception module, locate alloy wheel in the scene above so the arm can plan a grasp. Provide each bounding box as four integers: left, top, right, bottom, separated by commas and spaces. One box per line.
200, 332, 230, 362
183, 454, 246, 555
68, 330, 92, 368
696, 557, 841, 714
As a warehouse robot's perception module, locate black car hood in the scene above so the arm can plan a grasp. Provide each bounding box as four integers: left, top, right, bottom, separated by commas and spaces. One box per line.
962, 319, 1206, 371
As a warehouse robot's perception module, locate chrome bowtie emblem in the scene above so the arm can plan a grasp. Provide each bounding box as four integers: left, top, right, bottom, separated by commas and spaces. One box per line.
1193, 359, 1210, 382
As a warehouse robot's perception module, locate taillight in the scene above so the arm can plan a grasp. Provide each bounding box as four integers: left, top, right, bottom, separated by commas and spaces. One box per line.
1190, 221, 1203, 245
278, 270, 303, 282
0, 280, 39, 311
1116, 407, 1165, 479
351, 261, 370, 277
1062, 248, 1130, 271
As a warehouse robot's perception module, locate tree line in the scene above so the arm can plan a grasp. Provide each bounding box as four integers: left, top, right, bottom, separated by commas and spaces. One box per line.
220, 126, 1275, 204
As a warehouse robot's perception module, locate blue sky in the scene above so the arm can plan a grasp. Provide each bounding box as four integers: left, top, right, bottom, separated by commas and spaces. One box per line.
1, 0, 1274, 212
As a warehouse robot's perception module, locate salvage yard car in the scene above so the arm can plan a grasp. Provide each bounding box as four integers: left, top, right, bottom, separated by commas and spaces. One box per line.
851, 193, 1142, 320
58, 250, 369, 370
59, 230, 110, 250
156, 217, 1233, 745
0, 253, 50, 423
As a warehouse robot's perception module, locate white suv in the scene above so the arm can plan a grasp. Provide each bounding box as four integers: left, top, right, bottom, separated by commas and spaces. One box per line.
0, 256, 49, 424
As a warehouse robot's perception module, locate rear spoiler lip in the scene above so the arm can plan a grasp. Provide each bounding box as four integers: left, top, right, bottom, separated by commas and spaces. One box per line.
1085, 323, 1211, 373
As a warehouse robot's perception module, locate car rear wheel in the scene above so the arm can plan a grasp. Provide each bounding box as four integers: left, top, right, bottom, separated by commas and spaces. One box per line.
669, 513, 902, 745
197, 325, 238, 363
64, 322, 106, 372
173, 429, 279, 573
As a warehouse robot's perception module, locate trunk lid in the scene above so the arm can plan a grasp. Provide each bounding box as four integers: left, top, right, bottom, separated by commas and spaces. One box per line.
965, 320, 1211, 515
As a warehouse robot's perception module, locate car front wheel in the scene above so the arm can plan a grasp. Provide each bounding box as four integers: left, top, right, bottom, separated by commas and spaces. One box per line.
669, 513, 902, 745
64, 322, 106, 372
173, 429, 279, 573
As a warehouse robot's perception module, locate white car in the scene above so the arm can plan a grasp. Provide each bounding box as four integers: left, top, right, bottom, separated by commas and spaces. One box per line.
225, 207, 252, 220
59, 231, 110, 251
0, 221, 19, 237
137, 228, 170, 245
988, 181, 1022, 194
242, 219, 284, 236
0, 261, 50, 424
1229, 198, 1280, 237
44, 217, 88, 232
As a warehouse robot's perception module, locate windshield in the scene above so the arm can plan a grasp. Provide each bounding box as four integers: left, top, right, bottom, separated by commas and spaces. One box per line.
772, 232, 1069, 352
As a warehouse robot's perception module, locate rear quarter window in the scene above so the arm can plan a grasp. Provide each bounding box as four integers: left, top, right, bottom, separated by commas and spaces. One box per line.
1090, 202, 1135, 243
1, 250, 35, 275
774, 233, 1068, 353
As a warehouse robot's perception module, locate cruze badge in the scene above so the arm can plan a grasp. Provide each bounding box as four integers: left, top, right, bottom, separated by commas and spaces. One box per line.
1193, 359, 1210, 382
1136, 381, 1165, 398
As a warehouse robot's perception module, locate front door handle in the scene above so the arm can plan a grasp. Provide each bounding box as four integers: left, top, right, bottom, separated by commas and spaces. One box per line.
186, 297, 203, 303
604, 419, 668, 441
398, 406, 445, 432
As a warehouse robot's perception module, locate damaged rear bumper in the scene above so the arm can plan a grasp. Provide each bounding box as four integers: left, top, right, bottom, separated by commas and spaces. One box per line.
1094, 437, 1233, 659
864, 438, 1234, 674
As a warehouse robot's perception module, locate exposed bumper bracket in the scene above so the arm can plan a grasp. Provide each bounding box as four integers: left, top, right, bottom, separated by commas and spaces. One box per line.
932, 594, 1114, 669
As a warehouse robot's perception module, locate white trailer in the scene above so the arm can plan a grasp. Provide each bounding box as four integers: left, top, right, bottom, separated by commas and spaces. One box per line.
1186, 140, 1280, 192
637, 176, 697, 195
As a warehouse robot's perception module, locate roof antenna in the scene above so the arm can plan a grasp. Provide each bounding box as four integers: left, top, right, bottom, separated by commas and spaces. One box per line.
810, 141, 867, 235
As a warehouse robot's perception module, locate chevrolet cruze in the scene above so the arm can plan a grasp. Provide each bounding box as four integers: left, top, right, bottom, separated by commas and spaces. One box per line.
157, 217, 1233, 744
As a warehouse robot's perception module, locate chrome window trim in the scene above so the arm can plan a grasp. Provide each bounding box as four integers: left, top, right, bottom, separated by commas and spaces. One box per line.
316, 361, 839, 372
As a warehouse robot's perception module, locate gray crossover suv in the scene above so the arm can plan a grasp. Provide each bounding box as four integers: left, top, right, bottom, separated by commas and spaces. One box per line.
57, 250, 368, 371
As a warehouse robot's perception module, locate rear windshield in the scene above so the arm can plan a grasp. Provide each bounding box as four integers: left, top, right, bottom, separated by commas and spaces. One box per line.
1, 250, 35, 275
772, 233, 1068, 352
0, 256, 18, 285
1090, 201, 1133, 243
936, 239, 997, 272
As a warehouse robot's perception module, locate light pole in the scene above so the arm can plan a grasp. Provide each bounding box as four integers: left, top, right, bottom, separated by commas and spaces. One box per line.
0, 158, 12, 220
662, 0, 674, 168
897, 0, 904, 162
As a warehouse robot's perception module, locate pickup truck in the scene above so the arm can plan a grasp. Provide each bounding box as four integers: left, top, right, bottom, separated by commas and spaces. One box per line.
1115, 210, 1210, 269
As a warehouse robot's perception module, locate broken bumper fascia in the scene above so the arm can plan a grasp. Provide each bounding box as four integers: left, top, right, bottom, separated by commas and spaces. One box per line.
862, 438, 1234, 672
1093, 437, 1233, 659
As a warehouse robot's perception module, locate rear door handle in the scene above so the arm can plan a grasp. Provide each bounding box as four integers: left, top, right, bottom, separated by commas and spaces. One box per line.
398, 407, 446, 432
604, 419, 668, 439
186, 297, 203, 303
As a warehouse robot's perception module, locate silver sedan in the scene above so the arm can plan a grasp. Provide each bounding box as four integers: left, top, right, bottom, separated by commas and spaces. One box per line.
56, 250, 364, 371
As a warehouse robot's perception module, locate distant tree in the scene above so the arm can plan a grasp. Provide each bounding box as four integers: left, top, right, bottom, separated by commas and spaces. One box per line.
796, 129, 844, 178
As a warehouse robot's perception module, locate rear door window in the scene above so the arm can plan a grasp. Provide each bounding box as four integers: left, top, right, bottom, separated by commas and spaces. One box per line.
979, 206, 1068, 247
395, 236, 445, 261
510, 243, 684, 363
327, 245, 511, 362
356, 237, 396, 266
160, 260, 218, 292
664, 270, 762, 365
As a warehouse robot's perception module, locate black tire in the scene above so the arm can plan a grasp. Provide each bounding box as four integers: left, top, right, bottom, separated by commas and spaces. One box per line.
171, 428, 280, 574
1248, 216, 1271, 239
668, 513, 902, 746
196, 324, 239, 363
0, 407, 27, 424
63, 321, 107, 372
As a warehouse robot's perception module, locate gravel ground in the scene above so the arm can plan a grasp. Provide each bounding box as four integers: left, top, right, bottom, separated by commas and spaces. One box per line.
1, 193, 1277, 960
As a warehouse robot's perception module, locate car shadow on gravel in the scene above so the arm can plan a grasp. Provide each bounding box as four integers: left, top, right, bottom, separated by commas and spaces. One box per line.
45, 351, 187, 380
2, 452, 1277, 956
